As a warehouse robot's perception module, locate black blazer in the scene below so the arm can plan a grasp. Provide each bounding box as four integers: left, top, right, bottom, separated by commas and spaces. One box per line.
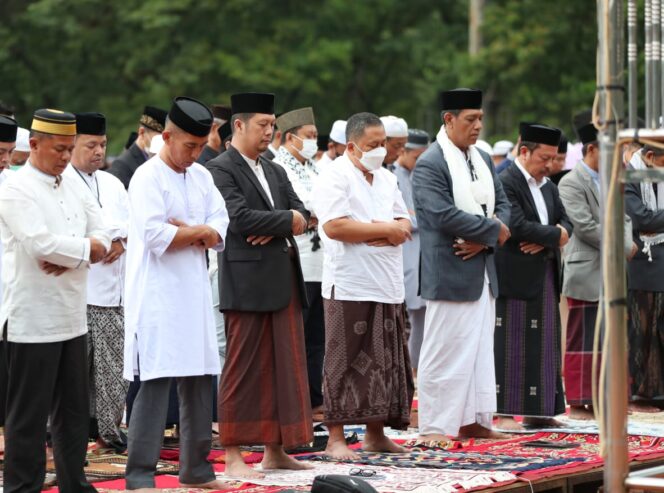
496, 162, 573, 300
197, 145, 220, 165
206, 146, 310, 312
108, 142, 147, 189
262, 147, 276, 161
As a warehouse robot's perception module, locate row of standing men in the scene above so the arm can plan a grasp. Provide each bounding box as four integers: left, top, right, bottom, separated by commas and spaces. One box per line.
0, 88, 662, 492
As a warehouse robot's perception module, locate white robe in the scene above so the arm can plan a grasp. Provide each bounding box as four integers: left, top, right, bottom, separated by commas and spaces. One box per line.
63, 166, 129, 307
0, 169, 14, 306
417, 279, 496, 436
123, 157, 229, 381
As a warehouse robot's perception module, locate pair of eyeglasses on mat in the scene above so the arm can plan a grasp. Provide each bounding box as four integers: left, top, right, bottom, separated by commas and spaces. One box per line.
349, 468, 377, 477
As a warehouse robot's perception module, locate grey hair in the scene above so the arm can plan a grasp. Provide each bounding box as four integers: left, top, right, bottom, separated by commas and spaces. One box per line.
346, 112, 383, 142
441, 109, 462, 125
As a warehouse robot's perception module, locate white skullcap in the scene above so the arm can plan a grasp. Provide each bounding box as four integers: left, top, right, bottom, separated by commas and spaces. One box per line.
380, 116, 408, 138
492, 140, 514, 157
329, 120, 347, 145
149, 134, 164, 154
474, 139, 493, 156
15, 127, 30, 152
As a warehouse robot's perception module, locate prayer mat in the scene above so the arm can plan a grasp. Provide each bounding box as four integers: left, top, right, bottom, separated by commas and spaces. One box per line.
493, 416, 664, 437
465, 432, 664, 480
46, 453, 179, 481
403, 438, 468, 451
301, 450, 583, 473
217, 460, 518, 493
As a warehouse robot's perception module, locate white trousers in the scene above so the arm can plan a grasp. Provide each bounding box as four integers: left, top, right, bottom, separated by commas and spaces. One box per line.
418, 281, 496, 436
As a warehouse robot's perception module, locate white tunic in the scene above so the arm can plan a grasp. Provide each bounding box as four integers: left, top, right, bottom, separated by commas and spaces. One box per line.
63, 165, 129, 307
0, 163, 111, 343
0, 169, 14, 306
311, 154, 409, 304
123, 156, 229, 381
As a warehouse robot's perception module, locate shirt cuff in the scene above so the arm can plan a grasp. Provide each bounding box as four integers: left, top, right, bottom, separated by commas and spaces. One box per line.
78, 238, 91, 269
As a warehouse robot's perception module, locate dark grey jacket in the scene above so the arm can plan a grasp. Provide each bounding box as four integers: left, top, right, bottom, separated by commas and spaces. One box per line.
412, 142, 511, 302
625, 167, 664, 292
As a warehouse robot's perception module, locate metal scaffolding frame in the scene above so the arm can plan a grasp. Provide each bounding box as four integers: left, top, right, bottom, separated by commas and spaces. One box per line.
600, 0, 664, 491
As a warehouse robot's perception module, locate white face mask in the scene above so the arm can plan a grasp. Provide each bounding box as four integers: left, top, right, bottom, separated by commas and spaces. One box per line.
293, 135, 318, 160
353, 143, 387, 171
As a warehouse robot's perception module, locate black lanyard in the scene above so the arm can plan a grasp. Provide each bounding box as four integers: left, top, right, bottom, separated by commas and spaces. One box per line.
73, 166, 102, 208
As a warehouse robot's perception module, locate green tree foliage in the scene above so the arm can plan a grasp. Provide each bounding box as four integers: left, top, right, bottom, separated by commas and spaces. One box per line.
0, 0, 603, 153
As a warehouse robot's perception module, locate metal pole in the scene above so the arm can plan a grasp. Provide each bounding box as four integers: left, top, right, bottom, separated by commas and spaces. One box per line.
597, 0, 629, 492
628, 0, 638, 128
468, 0, 484, 55
654, 0, 661, 126
646, 0, 653, 127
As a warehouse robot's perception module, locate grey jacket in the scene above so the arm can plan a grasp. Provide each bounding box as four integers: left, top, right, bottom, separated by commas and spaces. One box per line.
560, 162, 633, 301
412, 143, 511, 302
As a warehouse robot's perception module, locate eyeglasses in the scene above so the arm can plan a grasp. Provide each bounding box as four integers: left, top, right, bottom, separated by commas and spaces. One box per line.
349, 468, 376, 478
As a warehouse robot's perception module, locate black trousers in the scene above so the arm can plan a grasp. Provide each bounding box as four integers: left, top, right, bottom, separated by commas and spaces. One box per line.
0, 337, 7, 426
4, 332, 97, 493
302, 281, 325, 408
126, 376, 180, 426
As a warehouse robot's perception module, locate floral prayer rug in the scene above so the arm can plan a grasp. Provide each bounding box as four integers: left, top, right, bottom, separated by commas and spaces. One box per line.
302, 450, 583, 472
217, 461, 518, 493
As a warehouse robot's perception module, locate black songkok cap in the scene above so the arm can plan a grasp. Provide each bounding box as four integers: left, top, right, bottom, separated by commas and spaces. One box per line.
141, 106, 168, 132
231, 92, 275, 115
518, 121, 534, 138
168, 97, 213, 138
125, 131, 138, 149
0, 116, 18, 143
439, 88, 483, 111
211, 104, 232, 121
557, 133, 568, 153
521, 123, 562, 147
76, 112, 106, 136
573, 110, 599, 145
218, 121, 232, 142
32, 109, 76, 136
406, 128, 430, 149
317, 134, 329, 151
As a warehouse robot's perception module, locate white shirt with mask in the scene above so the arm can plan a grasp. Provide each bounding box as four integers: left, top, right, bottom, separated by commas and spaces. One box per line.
0, 163, 111, 343
312, 153, 409, 304
64, 164, 129, 307
515, 158, 549, 225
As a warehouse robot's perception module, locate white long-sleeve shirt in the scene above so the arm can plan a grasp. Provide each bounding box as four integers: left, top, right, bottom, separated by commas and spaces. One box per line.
123, 157, 229, 381
64, 165, 129, 307
0, 162, 111, 343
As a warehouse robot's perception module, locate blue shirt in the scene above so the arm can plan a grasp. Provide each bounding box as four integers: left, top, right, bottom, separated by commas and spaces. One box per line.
581, 160, 600, 192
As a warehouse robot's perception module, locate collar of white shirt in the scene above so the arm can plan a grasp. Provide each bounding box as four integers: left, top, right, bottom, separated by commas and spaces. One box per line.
26, 161, 62, 187
514, 158, 548, 189
239, 152, 257, 168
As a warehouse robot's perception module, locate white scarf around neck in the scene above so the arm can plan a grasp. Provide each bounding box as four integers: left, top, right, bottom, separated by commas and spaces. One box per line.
436, 126, 495, 218
630, 150, 664, 261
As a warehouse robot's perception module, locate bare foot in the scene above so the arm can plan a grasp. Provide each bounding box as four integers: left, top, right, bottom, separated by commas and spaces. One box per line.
418, 433, 449, 441
495, 416, 524, 431
262, 449, 313, 470
181, 479, 234, 489
224, 461, 265, 479
568, 405, 595, 421
363, 435, 407, 453
457, 423, 509, 439
523, 417, 564, 427
629, 402, 662, 413
325, 438, 361, 460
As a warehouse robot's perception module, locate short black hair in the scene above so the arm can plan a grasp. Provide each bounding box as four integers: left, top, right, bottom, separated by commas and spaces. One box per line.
29, 130, 53, 140
582, 141, 599, 157
642, 143, 664, 157
346, 112, 383, 142
230, 113, 256, 128
284, 125, 304, 141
